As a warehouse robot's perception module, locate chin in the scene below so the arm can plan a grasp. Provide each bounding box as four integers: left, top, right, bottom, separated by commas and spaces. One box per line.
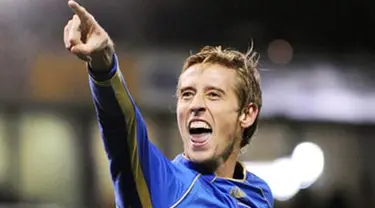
189, 149, 220, 165
186, 140, 214, 162
187, 151, 220, 173
188, 151, 213, 163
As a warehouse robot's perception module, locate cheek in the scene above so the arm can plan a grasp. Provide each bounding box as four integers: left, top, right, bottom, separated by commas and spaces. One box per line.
176, 104, 187, 129
212, 106, 239, 139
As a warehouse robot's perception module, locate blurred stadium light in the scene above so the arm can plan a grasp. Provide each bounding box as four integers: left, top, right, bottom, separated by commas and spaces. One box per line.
244, 142, 325, 202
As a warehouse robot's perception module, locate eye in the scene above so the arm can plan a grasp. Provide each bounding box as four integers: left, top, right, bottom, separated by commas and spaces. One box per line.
207, 91, 220, 99
180, 91, 194, 99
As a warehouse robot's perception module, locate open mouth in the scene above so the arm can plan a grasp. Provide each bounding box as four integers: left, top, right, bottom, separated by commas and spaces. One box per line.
188, 120, 212, 147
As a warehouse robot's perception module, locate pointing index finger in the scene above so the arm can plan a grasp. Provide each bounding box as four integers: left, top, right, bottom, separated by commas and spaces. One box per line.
68, 0, 91, 23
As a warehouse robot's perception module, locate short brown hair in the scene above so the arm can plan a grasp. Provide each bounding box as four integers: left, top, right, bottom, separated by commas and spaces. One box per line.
182, 45, 262, 147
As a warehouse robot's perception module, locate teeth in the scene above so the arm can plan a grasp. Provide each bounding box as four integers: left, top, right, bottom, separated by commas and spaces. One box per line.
190, 121, 211, 129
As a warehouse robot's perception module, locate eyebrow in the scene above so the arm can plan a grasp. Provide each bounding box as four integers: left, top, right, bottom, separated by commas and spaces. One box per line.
178, 86, 195, 93
178, 86, 225, 94
205, 86, 225, 95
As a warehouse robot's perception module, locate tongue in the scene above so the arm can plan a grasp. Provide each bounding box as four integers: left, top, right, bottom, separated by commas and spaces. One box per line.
191, 133, 210, 143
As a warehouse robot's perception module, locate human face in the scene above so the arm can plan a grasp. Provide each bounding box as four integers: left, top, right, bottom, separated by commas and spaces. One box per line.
176, 63, 243, 166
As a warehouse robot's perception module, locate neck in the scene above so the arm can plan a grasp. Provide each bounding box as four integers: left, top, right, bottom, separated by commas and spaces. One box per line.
183, 142, 243, 178
214, 148, 240, 178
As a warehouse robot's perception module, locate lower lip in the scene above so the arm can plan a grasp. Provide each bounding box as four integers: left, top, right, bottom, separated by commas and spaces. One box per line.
190, 134, 211, 148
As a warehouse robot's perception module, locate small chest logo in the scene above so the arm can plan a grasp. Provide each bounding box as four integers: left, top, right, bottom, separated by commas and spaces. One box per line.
229, 186, 247, 199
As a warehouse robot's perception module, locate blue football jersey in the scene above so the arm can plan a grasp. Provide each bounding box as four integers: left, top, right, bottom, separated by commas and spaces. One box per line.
88, 54, 274, 208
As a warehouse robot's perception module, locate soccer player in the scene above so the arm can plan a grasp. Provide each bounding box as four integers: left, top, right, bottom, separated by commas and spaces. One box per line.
64, 1, 274, 207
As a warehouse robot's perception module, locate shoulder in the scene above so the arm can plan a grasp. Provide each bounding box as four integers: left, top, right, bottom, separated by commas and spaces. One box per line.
246, 171, 274, 207
167, 155, 203, 207
171, 154, 200, 178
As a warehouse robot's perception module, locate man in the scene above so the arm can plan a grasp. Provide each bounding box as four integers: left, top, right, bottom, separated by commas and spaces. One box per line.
64, 1, 274, 207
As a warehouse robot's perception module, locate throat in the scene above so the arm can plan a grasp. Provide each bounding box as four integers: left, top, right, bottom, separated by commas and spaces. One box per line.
214, 150, 245, 180
215, 161, 245, 180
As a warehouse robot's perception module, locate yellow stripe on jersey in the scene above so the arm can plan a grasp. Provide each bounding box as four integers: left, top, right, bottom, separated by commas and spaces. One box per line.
94, 69, 152, 208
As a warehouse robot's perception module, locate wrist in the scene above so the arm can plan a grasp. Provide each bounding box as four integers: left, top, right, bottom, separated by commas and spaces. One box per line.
88, 53, 118, 81
89, 44, 115, 72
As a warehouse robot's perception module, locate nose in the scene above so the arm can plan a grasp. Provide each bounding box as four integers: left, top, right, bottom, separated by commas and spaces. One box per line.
189, 93, 206, 116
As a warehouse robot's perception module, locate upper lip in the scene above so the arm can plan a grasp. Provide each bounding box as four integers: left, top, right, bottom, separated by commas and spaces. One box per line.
188, 118, 212, 129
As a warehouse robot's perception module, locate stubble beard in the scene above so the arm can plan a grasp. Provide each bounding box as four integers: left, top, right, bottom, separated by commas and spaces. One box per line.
190, 138, 236, 174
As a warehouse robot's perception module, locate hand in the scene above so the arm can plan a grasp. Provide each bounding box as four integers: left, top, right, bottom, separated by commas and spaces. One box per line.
64, 0, 114, 70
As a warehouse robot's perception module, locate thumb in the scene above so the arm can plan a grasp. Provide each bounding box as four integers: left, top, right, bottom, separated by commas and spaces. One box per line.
71, 43, 93, 56
70, 44, 92, 62
72, 34, 109, 56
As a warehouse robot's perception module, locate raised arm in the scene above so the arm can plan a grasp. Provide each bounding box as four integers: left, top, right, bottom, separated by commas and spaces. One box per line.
63, 1, 186, 207
89, 54, 188, 208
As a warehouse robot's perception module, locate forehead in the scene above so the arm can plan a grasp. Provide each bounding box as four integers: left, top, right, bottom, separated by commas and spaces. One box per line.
179, 63, 238, 89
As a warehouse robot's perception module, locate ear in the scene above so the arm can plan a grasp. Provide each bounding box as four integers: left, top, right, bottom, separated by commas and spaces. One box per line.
239, 104, 259, 128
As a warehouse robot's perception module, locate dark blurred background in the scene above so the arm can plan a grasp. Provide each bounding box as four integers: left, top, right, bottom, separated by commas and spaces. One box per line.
0, 0, 374, 207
